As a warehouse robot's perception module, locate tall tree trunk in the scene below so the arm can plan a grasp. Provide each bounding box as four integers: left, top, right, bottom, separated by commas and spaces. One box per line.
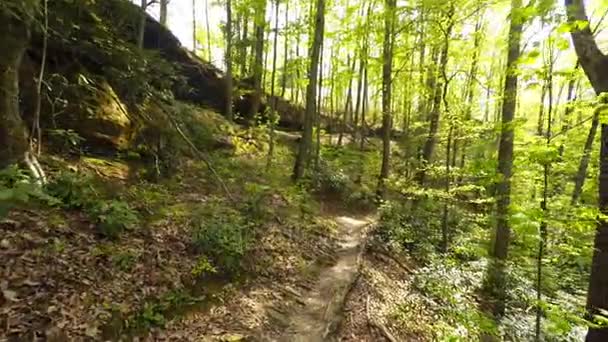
537, 80, 547, 136
353, 53, 364, 141
160, 0, 169, 26
0, 7, 31, 168
415, 16, 452, 186
294, 34, 301, 104
564, 2, 608, 339
293, 0, 325, 180
240, 15, 249, 77
338, 55, 355, 146
484, 0, 523, 318
248, 0, 267, 122
280, 0, 289, 98
139, 0, 147, 49
225, 0, 233, 122
458, 15, 483, 170
535, 39, 554, 340
377, 0, 396, 197
205, 0, 212, 60
192, 0, 197, 52
360, 59, 369, 150
315, 42, 324, 170
267, 0, 280, 169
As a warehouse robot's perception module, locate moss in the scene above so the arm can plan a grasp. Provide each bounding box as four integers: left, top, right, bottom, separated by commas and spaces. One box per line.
81, 157, 131, 180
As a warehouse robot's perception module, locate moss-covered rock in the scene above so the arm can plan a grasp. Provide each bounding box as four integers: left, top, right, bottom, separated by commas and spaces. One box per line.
76, 81, 132, 150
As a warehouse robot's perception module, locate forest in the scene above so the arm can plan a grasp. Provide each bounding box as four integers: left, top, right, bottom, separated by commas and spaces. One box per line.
1, 0, 608, 340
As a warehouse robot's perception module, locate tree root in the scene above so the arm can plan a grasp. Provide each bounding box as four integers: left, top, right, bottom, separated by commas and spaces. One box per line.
367, 244, 414, 274
24, 151, 46, 185
366, 294, 399, 342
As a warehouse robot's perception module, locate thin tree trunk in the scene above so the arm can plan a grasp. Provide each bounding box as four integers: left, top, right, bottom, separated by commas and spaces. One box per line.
293, 0, 325, 180
415, 16, 452, 186
225, 0, 233, 122
537, 80, 547, 136
139, 0, 147, 49
535, 40, 554, 340
267, 0, 280, 169
458, 15, 483, 171
192, 0, 197, 52
572, 110, 600, 205
443, 124, 453, 253
240, 15, 249, 77
484, 0, 523, 318
360, 60, 369, 150
205, 0, 212, 61
338, 55, 355, 146
315, 42, 324, 170
280, 0, 289, 98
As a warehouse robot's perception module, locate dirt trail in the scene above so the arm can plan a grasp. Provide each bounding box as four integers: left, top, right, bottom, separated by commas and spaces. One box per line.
275, 216, 372, 342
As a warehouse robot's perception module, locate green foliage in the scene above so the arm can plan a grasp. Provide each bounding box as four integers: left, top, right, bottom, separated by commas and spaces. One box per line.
412, 259, 498, 339
89, 200, 139, 239
377, 200, 445, 262
127, 288, 200, 330
47, 171, 139, 238
46, 171, 98, 208
47, 129, 86, 154
191, 200, 253, 273
312, 159, 351, 195
191, 256, 218, 278
0, 166, 59, 218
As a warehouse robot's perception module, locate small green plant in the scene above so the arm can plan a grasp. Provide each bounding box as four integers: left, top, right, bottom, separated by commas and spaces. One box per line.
46, 171, 97, 209
191, 202, 252, 273
0, 165, 59, 217
191, 256, 218, 278
47, 171, 139, 238
47, 129, 85, 153
131, 302, 165, 329
111, 251, 138, 271
89, 200, 139, 239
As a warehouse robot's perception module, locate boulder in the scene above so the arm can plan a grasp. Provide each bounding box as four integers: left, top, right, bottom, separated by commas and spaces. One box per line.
70, 81, 133, 151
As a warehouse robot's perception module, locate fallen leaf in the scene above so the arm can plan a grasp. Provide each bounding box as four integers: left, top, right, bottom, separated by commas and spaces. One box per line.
2, 289, 19, 302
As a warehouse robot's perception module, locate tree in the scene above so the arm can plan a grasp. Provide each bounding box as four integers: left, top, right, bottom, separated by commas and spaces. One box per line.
377, 0, 396, 196
160, 0, 169, 26
225, 0, 233, 122
247, 0, 267, 122
267, 0, 280, 168
293, 0, 325, 180
415, 8, 454, 186
565, 1, 608, 340
139, 0, 148, 49
0, 1, 45, 183
192, 0, 197, 52
484, 0, 523, 318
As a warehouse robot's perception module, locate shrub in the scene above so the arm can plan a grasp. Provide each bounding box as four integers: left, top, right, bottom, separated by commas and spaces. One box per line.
46, 171, 97, 209
0, 165, 59, 217
377, 200, 440, 262
47, 171, 139, 238
88, 200, 140, 238
312, 160, 351, 195
191, 203, 252, 273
